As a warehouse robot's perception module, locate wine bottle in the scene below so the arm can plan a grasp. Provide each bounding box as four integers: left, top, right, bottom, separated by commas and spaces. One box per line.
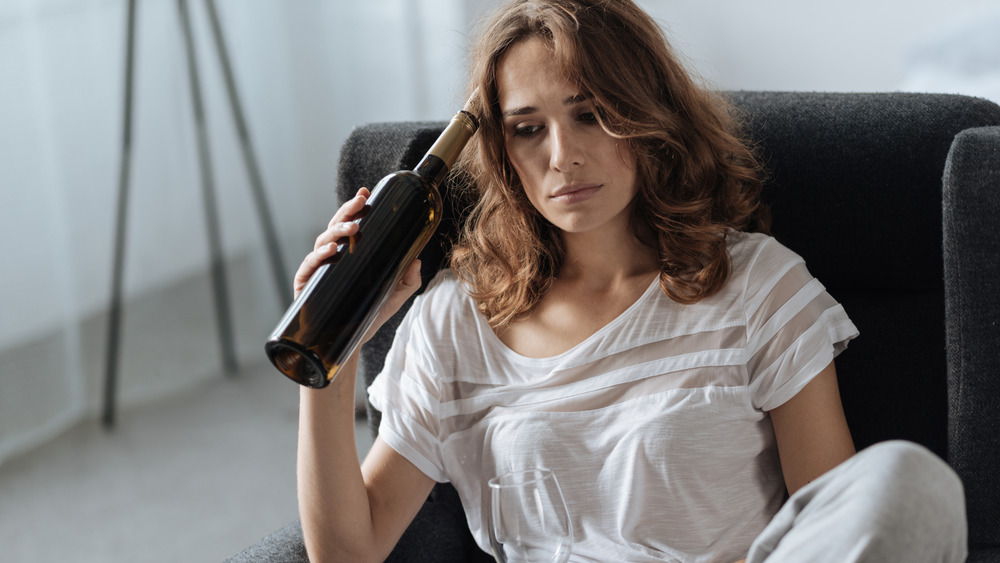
265, 96, 479, 388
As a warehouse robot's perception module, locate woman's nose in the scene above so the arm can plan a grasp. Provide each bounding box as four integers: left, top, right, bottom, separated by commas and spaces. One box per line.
550, 126, 584, 171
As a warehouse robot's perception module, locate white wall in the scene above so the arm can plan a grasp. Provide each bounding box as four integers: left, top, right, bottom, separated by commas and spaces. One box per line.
1, 0, 996, 463
637, 0, 999, 96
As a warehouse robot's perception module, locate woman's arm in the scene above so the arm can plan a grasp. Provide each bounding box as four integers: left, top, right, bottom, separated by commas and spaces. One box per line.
297, 353, 434, 562
727, 363, 853, 563
768, 361, 855, 496
294, 189, 435, 562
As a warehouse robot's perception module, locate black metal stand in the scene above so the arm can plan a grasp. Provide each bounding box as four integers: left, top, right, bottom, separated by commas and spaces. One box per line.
103, 0, 291, 428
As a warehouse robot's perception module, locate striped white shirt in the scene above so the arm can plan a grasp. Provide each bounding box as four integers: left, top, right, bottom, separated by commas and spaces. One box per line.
369, 232, 858, 562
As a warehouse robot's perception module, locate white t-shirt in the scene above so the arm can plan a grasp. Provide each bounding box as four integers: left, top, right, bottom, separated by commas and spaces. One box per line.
369, 232, 859, 562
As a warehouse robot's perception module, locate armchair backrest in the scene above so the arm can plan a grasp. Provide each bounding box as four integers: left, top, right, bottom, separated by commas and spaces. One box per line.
336, 92, 1000, 558
726, 92, 996, 456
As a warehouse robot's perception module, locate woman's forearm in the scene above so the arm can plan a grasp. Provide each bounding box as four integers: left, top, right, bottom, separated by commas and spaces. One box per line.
296, 351, 378, 562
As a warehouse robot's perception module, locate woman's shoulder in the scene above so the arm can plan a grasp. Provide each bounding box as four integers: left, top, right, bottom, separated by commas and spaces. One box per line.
417, 268, 471, 307
727, 231, 806, 276
421, 267, 462, 295
724, 231, 814, 306
409, 268, 482, 335
402, 268, 500, 382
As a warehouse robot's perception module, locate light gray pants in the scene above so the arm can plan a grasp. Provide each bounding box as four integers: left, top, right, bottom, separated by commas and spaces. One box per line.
746, 441, 968, 563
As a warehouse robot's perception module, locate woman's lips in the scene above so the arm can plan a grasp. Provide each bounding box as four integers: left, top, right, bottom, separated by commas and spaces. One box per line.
550, 183, 601, 204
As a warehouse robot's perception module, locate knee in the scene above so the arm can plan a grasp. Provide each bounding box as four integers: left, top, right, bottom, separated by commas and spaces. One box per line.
857, 441, 967, 539
860, 441, 963, 501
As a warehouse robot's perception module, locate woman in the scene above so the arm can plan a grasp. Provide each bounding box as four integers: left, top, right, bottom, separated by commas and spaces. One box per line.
295, 1, 968, 561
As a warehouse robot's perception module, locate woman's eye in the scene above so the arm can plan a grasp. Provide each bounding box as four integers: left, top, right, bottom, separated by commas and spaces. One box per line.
578, 111, 598, 124
512, 124, 541, 137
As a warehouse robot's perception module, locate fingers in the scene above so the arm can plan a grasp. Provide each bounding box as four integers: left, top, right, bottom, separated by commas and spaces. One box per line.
399, 258, 422, 290
294, 187, 425, 310
318, 188, 369, 249
292, 244, 333, 298
294, 188, 371, 298
326, 188, 370, 231
313, 220, 359, 253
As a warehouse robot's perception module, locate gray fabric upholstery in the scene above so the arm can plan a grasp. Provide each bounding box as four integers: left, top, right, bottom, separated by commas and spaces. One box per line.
971, 548, 1000, 563
226, 522, 307, 563
233, 92, 1000, 561
944, 126, 1000, 549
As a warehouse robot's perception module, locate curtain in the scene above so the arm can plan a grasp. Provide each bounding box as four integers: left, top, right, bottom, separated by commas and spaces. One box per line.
0, 0, 473, 466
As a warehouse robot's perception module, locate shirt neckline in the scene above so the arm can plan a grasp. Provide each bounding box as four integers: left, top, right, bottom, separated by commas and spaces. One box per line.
478, 274, 663, 366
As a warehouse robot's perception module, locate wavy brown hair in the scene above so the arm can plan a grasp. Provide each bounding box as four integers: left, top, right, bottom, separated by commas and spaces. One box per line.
450, 0, 769, 330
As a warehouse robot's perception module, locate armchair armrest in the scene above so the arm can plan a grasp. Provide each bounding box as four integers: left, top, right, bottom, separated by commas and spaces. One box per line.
226, 522, 307, 563
943, 125, 1000, 551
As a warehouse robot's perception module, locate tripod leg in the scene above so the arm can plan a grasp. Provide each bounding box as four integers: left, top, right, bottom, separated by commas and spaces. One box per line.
178, 0, 237, 374
104, 0, 139, 429
205, 0, 293, 304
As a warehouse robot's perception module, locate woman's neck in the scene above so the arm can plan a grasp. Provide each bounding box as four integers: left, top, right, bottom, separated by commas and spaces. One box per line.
556, 222, 660, 291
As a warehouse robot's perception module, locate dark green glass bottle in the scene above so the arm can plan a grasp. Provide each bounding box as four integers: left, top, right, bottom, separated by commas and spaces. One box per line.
265, 100, 479, 388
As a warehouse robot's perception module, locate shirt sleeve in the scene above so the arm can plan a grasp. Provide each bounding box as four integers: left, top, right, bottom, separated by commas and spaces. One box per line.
743, 239, 859, 411
368, 295, 450, 483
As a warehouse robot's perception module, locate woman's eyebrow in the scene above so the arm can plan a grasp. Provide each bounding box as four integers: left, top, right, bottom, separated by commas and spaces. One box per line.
502, 106, 536, 118
501, 93, 590, 118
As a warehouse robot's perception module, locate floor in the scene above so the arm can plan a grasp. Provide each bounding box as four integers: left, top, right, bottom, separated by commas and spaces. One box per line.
0, 360, 374, 563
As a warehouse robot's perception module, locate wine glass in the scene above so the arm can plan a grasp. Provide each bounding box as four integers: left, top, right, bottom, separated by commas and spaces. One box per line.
488, 467, 573, 563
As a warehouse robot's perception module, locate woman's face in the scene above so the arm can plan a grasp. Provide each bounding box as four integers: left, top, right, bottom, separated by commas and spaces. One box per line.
496, 38, 638, 237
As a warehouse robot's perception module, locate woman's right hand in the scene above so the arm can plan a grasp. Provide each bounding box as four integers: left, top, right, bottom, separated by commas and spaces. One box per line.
293, 188, 369, 299
293, 187, 424, 341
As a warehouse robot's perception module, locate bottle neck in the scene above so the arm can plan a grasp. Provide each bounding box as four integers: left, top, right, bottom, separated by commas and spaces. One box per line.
414, 109, 479, 187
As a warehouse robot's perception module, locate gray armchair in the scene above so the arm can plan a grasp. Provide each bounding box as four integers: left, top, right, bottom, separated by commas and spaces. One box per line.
230, 92, 1000, 562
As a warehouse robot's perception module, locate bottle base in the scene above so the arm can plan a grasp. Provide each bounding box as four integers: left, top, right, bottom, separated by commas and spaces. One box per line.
265, 340, 331, 389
